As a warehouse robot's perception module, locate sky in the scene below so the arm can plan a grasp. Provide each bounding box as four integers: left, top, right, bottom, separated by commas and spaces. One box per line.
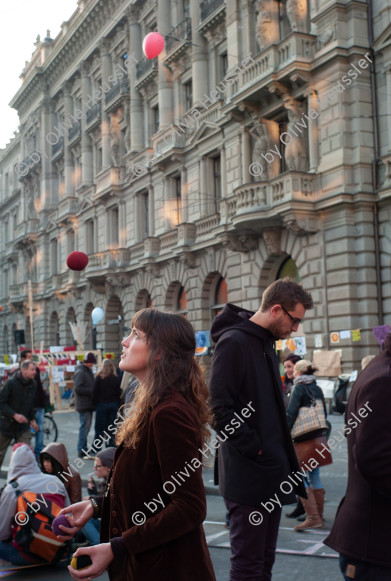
0, 0, 78, 149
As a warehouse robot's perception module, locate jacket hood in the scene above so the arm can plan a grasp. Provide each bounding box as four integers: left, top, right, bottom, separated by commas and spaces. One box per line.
40, 442, 69, 470
7, 444, 41, 482
211, 303, 274, 343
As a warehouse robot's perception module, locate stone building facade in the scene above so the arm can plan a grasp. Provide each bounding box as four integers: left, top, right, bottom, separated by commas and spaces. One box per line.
0, 0, 389, 368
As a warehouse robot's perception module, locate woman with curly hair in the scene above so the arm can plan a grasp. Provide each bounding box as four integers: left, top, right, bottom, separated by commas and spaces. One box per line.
58, 308, 216, 581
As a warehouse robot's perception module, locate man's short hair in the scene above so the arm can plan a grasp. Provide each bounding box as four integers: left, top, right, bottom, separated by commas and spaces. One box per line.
20, 349, 32, 360
261, 277, 313, 312
21, 360, 35, 371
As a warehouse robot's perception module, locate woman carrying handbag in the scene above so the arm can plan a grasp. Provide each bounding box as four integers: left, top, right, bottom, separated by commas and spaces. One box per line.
286, 359, 331, 531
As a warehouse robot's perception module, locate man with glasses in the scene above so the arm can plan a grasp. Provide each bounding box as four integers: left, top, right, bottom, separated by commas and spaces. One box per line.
210, 277, 313, 581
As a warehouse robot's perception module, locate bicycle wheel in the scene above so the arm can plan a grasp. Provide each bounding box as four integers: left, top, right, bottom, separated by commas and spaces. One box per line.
42, 414, 58, 444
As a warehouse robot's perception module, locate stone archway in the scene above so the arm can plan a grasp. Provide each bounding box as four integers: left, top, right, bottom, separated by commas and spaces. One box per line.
49, 312, 60, 346
104, 295, 125, 357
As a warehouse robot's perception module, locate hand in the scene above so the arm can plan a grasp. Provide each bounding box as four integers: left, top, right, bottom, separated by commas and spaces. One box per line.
57, 500, 93, 541
30, 419, 38, 432
13, 413, 28, 424
68, 543, 114, 580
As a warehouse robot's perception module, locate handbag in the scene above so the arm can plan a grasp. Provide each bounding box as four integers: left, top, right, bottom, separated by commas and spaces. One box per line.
294, 435, 333, 467
290, 385, 328, 439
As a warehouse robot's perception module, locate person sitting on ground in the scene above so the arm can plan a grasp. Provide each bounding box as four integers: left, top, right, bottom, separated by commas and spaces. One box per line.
0, 444, 69, 566
81, 447, 116, 546
40, 442, 82, 505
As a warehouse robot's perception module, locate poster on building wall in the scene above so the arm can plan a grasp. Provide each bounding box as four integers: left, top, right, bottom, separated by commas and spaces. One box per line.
313, 350, 342, 377
293, 336, 307, 356
330, 332, 340, 344
195, 331, 210, 356
351, 329, 361, 341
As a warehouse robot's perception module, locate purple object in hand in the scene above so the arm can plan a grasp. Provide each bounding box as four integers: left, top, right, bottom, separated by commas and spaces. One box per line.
52, 514, 70, 536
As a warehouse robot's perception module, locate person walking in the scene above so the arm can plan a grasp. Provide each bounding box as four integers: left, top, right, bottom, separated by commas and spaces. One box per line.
0, 361, 38, 471
209, 277, 314, 581
286, 359, 328, 530
92, 359, 121, 447
20, 349, 46, 457
74, 353, 96, 459
324, 336, 388, 579
57, 308, 216, 581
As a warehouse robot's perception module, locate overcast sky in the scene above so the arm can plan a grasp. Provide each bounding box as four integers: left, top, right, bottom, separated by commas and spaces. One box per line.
0, 0, 78, 149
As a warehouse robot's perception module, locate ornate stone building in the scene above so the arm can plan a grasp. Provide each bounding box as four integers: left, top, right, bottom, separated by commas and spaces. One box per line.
0, 0, 388, 367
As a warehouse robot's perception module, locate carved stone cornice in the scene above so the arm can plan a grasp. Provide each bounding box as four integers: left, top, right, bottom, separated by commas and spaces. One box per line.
282, 213, 320, 235
220, 232, 259, 253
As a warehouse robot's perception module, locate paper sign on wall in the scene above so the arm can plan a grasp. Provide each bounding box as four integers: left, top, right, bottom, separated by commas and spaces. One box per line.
330, 332, 340, 344
351, 329, 361, 341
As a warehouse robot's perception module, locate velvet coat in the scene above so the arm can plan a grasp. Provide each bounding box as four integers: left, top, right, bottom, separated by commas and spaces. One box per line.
100, 391, 216, 581
324, 334, 391, 567
209, 304, 306, 508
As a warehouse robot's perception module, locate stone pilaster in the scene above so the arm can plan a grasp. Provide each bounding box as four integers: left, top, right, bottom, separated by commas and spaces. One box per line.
100, 40, 112, 170
158, 0, 173, 128
190, 0, 208, 103
80, 62, 93, 185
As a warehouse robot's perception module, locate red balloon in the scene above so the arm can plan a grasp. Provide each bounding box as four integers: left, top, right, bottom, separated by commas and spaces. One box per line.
66, 251, 89, 271
142, 32, 165, 60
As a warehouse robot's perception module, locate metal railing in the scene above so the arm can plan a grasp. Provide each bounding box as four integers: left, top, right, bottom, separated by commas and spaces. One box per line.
165, 18, 192, 54
200, 0, 225, 22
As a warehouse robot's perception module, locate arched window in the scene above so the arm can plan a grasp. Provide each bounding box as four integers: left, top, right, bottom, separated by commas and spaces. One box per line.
211, 276, 228, 320
276, 257, 300, 282
177, 286, 188, 315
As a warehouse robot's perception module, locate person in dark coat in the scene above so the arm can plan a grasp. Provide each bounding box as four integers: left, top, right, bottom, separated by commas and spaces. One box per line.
286, 359, 328, 530
209, 277, 313, 581
92, 359, 121, 447
20, 349, 46, 457
57, 308, 216, 581
74, 353, 96, 459
324, 336, 387, 579
0, 361, 38, 471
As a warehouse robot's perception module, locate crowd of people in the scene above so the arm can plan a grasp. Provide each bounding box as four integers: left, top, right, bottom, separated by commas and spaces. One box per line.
0, 276, 388, 581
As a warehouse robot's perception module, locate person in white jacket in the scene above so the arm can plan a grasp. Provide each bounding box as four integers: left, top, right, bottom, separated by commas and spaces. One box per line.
0, 444, 69, 566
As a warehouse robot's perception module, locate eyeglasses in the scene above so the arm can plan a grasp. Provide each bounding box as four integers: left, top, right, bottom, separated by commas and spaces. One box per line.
94, 463, 104, 469
281, 305, 302, 327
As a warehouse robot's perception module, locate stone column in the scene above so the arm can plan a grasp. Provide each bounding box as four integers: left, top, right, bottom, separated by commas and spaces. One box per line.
242, 128, 251, 183
220, 145, 226, 198
63, 83, 73, 197
226, 0, 241, 68
190, 0, 208, 103
308, 91, 319, 171
148, 186, 155, 236
100, 40, 112, 170
158, 0, 173, 128
128, 7, 144, 152
200, 157, 207, 215
81, 63, 93, 185
387, 66, 391, 153
181, 168, 188, 222
40, 96, 55, 209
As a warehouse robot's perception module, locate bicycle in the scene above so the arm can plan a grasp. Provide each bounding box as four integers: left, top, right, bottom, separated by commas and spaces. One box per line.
31, 410, 58, 445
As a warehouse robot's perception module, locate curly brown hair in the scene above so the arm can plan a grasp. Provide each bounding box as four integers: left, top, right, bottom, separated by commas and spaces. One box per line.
116, 309, 213, 453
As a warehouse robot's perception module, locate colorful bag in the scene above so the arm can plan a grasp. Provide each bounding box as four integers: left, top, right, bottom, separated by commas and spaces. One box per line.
291, 385, 328, 440
10, 480, 67, 564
